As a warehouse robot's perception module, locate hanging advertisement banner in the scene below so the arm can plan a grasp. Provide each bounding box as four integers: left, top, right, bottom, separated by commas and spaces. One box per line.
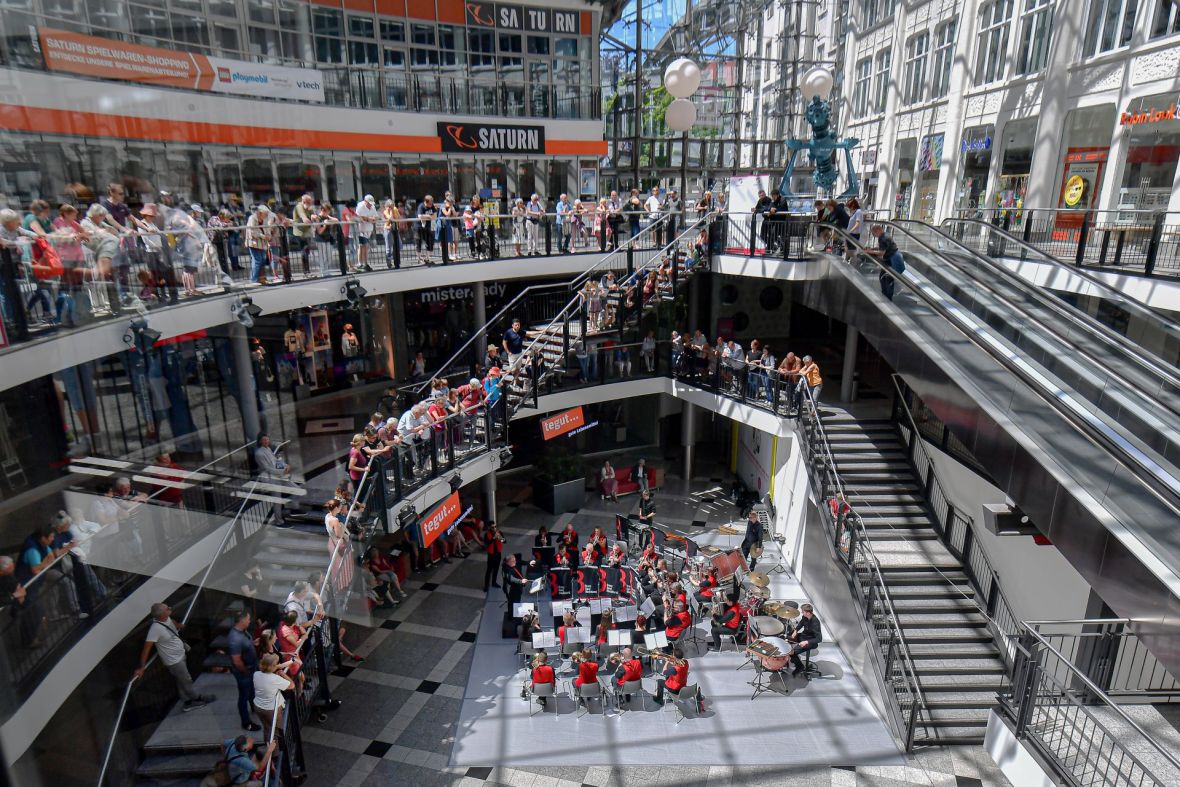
418, 491, 463, 549
38, 28, 325, 102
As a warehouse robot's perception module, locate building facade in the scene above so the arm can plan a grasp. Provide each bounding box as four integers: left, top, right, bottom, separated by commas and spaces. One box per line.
0, 0, 616, 210
831, 0, 1180, 222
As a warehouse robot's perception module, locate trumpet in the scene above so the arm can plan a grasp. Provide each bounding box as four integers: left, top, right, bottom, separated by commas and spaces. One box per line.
635, 645, 686, 666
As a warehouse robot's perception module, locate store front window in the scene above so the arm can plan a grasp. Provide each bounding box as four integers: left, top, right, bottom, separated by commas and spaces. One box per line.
914, 133, 944, 220
895, 138, 917, 218
360, 159, 391, 201
1054, 105, 1113, 213
994, 116, 1038, 210
957, 125, 994, 213
1118, 92, 1180, 211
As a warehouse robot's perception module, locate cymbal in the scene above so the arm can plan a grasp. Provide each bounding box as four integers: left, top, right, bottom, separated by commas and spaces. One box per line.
776, 606, 801, 620
746, 571, 771, 588
717, 525, 739, 535
747, 585, 770, 599
762, 601, 784, 615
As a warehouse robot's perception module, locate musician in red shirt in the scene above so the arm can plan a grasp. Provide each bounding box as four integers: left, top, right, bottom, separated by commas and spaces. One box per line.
653, 648, 689, 704
560, 522, 578, 548
694, 568, 719, 604
709, 594, 743, 651
529, 652, 556, 707
483, 521, 503, 593
573, 650, 599, 704
595, 609, 615, 645
612, 647, 643, 702
664, 600, 692, 643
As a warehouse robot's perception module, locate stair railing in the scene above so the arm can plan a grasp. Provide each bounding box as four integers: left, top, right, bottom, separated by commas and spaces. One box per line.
1002, 623, 1180, 787
505, 213, 719, 415
406, 215, 674, 400
889, 374, 1020, 668
795, 382, 927, 751
96, 477, 265, 786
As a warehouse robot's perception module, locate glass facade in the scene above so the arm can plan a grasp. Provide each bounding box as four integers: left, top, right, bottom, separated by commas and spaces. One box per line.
1118, 92, 1180, 211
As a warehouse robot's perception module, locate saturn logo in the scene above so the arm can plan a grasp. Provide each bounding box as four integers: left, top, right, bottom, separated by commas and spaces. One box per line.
466, 3, 495, 26
444, 125, 480, 150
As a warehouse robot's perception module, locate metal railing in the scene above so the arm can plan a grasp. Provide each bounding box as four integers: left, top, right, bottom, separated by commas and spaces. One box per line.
0, 209, 671, 351
959, 207, 1180, 277
890, 375, 1020, 669
96, 477, 269, 786
1002, 622, 1180, 787
794, 380, 927, 750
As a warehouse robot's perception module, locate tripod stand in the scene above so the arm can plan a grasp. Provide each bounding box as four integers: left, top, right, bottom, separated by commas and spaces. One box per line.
765, 534, 790, 576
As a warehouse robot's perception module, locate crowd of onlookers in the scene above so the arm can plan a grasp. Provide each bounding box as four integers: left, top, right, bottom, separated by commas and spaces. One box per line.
0, 182, 734, 335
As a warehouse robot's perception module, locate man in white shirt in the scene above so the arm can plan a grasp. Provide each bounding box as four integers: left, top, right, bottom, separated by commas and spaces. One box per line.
254, 433, 290, 479
644, 187, 663, 247
135, 602, 214, 711
283, 581, 323, 626
525, 194, 544, 256
397, 403, 430, 472
354, 194, 379, 271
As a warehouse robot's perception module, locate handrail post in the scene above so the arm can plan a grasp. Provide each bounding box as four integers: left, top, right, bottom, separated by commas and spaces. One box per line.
1012, 631, 1041, 738
1074, 211, 1090, 267
335, 224, 348, 276
626, 243, 634, 277
1144, 211, 1165, 278
0, 246, 30, 342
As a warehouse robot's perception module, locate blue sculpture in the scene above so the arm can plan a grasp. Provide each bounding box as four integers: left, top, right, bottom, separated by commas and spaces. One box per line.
779, 95, 861, 199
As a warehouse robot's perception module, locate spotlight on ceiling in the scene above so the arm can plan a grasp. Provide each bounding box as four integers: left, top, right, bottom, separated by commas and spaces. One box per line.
344, 279, 367, 307
231, 295, 263, 328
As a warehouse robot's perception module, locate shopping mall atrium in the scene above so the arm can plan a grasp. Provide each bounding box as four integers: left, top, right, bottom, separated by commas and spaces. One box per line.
1, 0, 1180, 784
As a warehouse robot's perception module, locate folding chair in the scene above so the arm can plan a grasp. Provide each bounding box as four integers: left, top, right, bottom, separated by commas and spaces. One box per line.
663, 683, 702, 723
618, 679, 649, 713
525, 681, 556, 717
569, 680, 604, 718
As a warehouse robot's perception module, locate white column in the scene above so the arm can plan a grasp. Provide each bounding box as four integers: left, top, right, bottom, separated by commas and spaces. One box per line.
229, 321, 261, 442
840, 324, 858, 402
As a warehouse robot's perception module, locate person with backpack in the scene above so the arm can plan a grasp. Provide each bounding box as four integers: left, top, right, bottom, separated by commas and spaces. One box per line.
867, 224, 905, 301
218, 734, 277, 786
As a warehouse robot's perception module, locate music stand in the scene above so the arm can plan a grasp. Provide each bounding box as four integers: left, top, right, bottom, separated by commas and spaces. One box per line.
566, 627, 591, 644
578, 567, 601, 597
532, 630, 557, 649
513, 603, 536, 618
533, 545, 556, 569
614, 604, 638, 623
644, 631, 669, 651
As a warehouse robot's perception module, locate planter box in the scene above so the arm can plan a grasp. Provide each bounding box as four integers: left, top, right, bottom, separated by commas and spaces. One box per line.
533, 476, 586, 514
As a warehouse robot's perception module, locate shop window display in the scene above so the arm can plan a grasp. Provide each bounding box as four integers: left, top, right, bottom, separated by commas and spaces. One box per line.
993, 116, 1038, 223
915, 134, 944, 221
1117, 92, 1180, 213
895, 138, 917, 218
957, 125, 994, 213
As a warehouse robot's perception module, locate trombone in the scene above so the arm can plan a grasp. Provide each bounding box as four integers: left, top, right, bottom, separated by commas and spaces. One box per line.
635, 645, 686, 666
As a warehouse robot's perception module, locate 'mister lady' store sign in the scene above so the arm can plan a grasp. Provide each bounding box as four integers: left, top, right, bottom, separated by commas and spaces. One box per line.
437, 123, 546, 153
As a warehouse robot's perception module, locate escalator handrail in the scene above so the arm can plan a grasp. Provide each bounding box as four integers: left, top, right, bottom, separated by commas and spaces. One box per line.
892, 219, 1180, 402
813, 222, 1180, 525
942, 217, 1180, 343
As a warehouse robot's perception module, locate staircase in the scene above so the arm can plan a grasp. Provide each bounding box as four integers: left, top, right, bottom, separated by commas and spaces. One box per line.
506, 247, 698, 412
823, 413, 1007, 745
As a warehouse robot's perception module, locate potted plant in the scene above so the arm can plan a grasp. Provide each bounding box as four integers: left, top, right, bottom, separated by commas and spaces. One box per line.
533, 447, 586, 514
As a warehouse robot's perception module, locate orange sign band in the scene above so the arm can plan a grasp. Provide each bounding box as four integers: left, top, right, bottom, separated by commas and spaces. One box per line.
540, 406, 585, 440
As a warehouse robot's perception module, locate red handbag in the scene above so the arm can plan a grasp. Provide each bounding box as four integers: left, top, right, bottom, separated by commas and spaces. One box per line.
31, 237, 64, 280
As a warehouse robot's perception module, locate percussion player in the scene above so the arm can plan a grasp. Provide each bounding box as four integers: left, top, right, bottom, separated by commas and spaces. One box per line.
741, 509, 763, 570
636, 489, 656, 530
694, 567, 720, 605
709, 593, 743, 652
786, 603, 822, 675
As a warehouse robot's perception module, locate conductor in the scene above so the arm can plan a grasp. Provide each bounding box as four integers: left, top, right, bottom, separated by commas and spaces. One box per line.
502, 554, 529, 605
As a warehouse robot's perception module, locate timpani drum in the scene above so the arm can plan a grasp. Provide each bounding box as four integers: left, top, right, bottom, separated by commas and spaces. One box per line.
751, 616, 785, 638
758, 636, 792, 671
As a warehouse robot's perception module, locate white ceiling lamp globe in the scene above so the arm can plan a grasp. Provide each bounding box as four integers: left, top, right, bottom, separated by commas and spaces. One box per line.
675, 59, 701, 97
664, 57, 701, 98
799, 66, 834, 102
665, 98, 697, 132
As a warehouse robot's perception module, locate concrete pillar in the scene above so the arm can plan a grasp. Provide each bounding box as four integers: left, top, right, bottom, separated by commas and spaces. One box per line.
840, 324, 858, 402
229, 321, 261, 442
482, 472, 497, 522
473, 280, 487, 361
683, 401, 697, 481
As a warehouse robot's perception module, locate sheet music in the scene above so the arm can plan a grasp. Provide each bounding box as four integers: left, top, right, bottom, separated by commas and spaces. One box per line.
614, 604, 638, 622
532, 630, 557, 649
566, 626, 591, 644
639, 597, 656, 616
513, 603, 536, 618
528, 577, 544, 594
550, 600, 572, 617
576, 606, 592, 627
588, 598, 608, 614
644, 631, 669, 649
607, 629, 630, 647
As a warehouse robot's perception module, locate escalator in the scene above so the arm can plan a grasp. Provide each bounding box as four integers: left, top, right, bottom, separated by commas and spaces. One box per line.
799, 224, 1180, 677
